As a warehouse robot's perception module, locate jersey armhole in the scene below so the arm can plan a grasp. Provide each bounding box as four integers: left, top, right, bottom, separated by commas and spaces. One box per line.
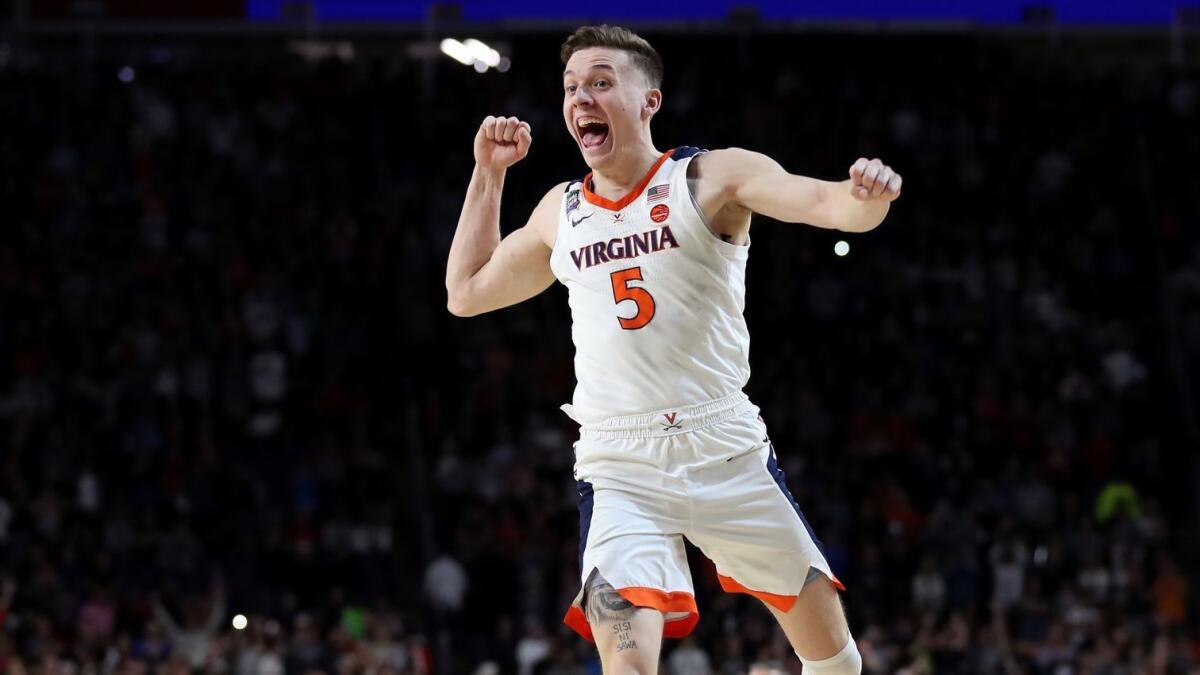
681, 153, 751, 253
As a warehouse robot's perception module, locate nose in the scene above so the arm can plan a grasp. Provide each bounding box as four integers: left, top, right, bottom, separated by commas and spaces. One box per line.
571, 87, 594, 106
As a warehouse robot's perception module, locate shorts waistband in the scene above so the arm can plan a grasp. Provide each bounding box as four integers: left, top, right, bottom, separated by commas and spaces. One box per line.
568, 391, 753, 440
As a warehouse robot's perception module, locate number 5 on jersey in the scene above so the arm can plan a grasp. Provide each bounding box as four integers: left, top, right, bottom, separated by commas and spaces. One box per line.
609, 267, 656, 330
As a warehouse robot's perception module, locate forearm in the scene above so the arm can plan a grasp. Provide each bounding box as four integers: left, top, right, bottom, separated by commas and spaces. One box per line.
446, 164, 506, 300
824, 179, 890, 233
204, 595, 227, 634
154, 602, 183, 638
714, 148, 899, 232
741, 174, 888, 232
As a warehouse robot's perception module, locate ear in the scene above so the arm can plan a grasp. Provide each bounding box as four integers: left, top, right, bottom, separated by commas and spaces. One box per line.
643, 89, 662, 119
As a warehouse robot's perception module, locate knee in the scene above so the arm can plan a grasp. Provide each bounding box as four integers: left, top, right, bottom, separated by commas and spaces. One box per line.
798, 636, 862, 675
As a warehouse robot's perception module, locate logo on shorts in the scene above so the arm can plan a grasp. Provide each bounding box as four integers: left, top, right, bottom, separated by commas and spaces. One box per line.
661, 412, 682, 431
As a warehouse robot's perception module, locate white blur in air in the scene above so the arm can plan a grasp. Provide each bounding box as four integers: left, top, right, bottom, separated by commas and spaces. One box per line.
439, 39, 475, 66
463, 38, 502, 67
232, 614, 248, 631
118, 66, 136, 83
473, 60, 489, 73
834, 240, 850, 257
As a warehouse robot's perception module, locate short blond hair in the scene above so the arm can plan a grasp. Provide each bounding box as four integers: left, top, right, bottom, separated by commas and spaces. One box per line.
560, 24, 664, 89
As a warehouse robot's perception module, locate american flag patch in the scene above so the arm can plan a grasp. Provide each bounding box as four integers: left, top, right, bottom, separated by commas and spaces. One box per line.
647, 184, 670, 202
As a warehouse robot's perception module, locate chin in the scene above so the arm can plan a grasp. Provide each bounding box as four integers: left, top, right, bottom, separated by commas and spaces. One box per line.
579, 151, 603, 170
578, 141, 615, 170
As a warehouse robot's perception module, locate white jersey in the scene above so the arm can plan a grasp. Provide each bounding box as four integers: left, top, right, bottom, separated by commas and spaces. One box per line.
549, 147, 752, 424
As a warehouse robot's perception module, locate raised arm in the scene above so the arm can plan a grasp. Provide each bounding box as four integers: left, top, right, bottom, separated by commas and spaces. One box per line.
202, 580, 227, 635
696, 148, 902, 233
153, 597, 183, 641
446, 116, 564, 317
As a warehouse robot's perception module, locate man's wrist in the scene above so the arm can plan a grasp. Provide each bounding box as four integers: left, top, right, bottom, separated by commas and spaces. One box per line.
475, 163, 507, 186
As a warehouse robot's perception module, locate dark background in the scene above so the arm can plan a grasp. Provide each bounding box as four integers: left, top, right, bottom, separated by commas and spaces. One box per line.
0, 5, 1198, 675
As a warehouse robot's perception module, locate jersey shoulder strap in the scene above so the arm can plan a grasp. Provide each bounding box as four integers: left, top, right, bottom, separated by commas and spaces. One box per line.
671, 146, 707, 160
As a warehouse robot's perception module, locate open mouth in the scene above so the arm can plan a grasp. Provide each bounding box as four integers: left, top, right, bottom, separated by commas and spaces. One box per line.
577, 117, 610, 149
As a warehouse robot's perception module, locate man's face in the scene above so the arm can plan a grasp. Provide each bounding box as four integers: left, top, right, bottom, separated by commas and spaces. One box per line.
562, 47, 657, 168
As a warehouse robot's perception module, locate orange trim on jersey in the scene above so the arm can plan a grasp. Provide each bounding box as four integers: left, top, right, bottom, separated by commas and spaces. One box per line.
616, 587, 698, 614
718, 574, 847, 613
563, 605, 593, 641
717, 574, 799, 612
581, 149, 675, 212
562, 587, 700, 642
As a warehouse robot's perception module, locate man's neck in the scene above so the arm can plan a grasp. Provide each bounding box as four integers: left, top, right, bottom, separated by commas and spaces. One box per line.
589, 141, 662, 201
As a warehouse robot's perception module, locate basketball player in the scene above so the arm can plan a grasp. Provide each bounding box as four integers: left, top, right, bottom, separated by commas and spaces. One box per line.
446, 25, 901, 675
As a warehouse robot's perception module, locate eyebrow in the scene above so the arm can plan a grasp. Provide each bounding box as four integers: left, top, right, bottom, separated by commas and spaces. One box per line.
563, 64, 616, 77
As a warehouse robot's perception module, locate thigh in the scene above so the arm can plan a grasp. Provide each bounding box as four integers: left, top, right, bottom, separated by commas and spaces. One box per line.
586, 582, 665, 674
764, 571, 851, 661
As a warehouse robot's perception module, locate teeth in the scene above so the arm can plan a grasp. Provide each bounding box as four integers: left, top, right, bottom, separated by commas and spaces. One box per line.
578, 118, 605, 128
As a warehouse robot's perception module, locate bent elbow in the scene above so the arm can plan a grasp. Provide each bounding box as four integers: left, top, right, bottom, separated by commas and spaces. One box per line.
446, 297, 470, 317
446, 290, 479, 317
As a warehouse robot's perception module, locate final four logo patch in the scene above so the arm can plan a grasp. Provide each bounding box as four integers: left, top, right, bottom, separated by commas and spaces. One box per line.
566, 188, 581, 214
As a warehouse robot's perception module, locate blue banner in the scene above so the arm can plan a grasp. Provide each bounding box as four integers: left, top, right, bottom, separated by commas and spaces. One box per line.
247, 0, 1182, 24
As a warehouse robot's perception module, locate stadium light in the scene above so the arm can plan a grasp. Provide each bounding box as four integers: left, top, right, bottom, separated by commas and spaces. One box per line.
439, 39, 475, 66
463, 39, 501, 68
440, 37, 508, 73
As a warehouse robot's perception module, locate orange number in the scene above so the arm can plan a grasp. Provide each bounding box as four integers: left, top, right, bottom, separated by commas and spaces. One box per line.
609, 267, 656, 330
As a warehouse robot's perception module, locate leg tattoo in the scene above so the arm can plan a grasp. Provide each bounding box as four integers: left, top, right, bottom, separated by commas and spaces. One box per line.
586, 584, 639, 652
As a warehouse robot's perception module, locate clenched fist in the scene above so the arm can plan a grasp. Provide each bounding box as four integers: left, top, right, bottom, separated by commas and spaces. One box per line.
849, 158, 902, 202
475, 116, 532, 170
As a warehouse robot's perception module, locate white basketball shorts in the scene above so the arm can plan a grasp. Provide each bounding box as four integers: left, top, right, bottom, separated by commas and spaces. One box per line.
561, 391, 844, 642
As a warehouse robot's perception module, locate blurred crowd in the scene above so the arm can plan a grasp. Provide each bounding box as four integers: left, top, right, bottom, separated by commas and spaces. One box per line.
0, 28, 1197, 675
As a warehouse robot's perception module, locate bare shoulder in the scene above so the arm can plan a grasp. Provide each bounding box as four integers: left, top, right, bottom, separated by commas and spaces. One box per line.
533, 180, 572, 213
527, 181, 571, 247
688, 148, 781, 192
